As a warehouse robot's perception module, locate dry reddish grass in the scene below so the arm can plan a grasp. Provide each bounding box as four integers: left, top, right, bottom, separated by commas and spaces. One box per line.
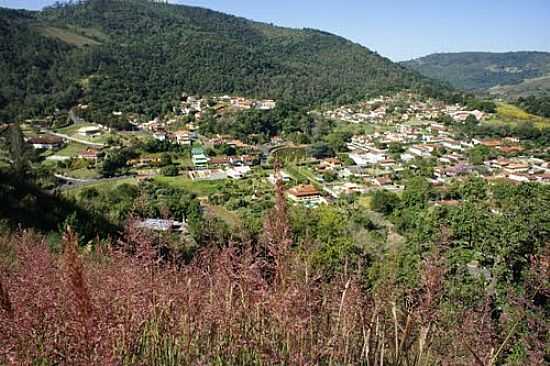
0, 186, 547, 365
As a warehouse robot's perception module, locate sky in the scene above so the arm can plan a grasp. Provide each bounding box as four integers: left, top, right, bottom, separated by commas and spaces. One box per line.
1, 0, 549, 61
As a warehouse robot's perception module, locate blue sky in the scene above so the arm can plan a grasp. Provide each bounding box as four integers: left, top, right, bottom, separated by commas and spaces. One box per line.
1, 0, 549, 61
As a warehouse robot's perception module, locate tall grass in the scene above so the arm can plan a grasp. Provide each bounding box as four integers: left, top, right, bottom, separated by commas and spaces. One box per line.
0, 187, 547, 364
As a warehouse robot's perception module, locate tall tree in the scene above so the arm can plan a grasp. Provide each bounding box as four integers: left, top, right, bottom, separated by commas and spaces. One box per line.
7, 124, 32, 178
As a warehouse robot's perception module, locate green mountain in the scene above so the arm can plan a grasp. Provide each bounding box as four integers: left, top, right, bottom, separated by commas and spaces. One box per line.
0, 0, 451, 123
402, 51, 550, 96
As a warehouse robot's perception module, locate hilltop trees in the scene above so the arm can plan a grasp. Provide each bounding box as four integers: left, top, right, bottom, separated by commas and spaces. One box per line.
517, 95, 550, 118
1, 1, 454, 123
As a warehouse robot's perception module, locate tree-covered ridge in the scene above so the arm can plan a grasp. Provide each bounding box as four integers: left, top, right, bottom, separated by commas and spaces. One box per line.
402, 51, 550, 91
0, 0, 452, 122
517, 94, 550, 118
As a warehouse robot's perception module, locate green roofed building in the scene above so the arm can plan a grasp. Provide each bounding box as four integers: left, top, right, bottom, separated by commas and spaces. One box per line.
191, 146, 208, 169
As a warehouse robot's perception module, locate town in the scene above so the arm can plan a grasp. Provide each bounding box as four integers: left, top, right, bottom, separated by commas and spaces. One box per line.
4, 91, 548, 228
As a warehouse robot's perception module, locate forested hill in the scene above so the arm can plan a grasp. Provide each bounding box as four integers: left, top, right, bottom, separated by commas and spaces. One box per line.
402, 51, 550, 94
0, 0, 451, 122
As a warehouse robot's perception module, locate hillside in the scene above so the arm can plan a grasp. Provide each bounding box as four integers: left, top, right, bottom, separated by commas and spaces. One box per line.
0, 0, 451, 123
402, 51, 550, 96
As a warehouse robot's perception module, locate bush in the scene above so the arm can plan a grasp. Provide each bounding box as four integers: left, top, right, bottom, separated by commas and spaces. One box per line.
160, 165, 179, 177
371, 189, 401, 215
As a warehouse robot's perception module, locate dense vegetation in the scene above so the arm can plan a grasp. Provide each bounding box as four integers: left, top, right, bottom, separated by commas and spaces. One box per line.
1, 175, 548, 364
402, 51, 550, 91
0, 0, 453, 124
517, 95, 550, 118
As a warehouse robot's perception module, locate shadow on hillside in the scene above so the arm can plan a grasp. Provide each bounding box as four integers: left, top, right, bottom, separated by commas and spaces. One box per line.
0, 172, 119, 240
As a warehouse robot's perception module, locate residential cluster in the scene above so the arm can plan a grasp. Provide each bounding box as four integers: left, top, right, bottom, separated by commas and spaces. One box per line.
14, 91, 550, 215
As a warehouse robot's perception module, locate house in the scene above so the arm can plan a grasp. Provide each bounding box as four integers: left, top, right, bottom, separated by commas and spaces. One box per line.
440, 138, 463, 151
27, 135, 64, 149
506, 173, 532, 183
78, 126, 102, 137
174, 130, 192, 145
209, 156, 230, 167
128, 157, 160, 168
451, 110, 485, 122
349, 148, 389, 166
137, 219, 188, 233
79, 148, 100, 161
191, 147, 209, 169
318, 158, 342, 171
497, 145, 524, 154
255, 99, 276, 110
287, 184, 324, 205
379, 159, 397, 170
408, 144, 435, 158
534, 172, 550, 184
504, 163, 529, 174
373, 176, 393, 187
226, 166, 251, 180
479, 139, 503, 148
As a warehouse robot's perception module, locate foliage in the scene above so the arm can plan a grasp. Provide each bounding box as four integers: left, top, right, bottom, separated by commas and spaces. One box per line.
468, 145, 498, 165
370, 189, 401, 215
516, 95, 550, 118
0, 0, 454, 122
403, 51, 550, 91
309, 142, 335, 159
159, 164, 178, 177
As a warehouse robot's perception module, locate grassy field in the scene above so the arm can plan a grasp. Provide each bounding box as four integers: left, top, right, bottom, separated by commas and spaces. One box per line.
65, 168, 98, 180
203, 204, 242, 228
487, 102, 550, 128
52, 143, 88, 157
63, 178, 138, 197
153, 176, 224, 197
35, 25, 101, 47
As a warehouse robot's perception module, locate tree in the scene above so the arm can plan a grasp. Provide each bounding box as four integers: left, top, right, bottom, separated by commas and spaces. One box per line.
402, 177, 432, 208
160, 165, 179, 177
309, 142, 334, 159
371, 190, 401, 215
468, 145, 496, 165
160, 153, 172, 167
7, 124, 33, 179
325, 131, 351, 152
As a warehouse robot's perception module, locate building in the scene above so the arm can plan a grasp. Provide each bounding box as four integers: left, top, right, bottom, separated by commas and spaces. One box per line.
349, 149, 389, 166
208, 156, 231, 167
27, 135, 64, 149
287, 184, 324, 205
79, 148, 100, 161
78, 126, 102, 137
407, 144, 435, 158
191, 147, 209, 169
137, 219, 187, 232
255, 99, 276, 110
174, 130, 192, 145
226, 166, 251, 180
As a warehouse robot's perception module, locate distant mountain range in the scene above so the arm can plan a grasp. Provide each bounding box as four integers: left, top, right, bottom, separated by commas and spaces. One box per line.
0, 0, 451, 122
402, 51, 550, 98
